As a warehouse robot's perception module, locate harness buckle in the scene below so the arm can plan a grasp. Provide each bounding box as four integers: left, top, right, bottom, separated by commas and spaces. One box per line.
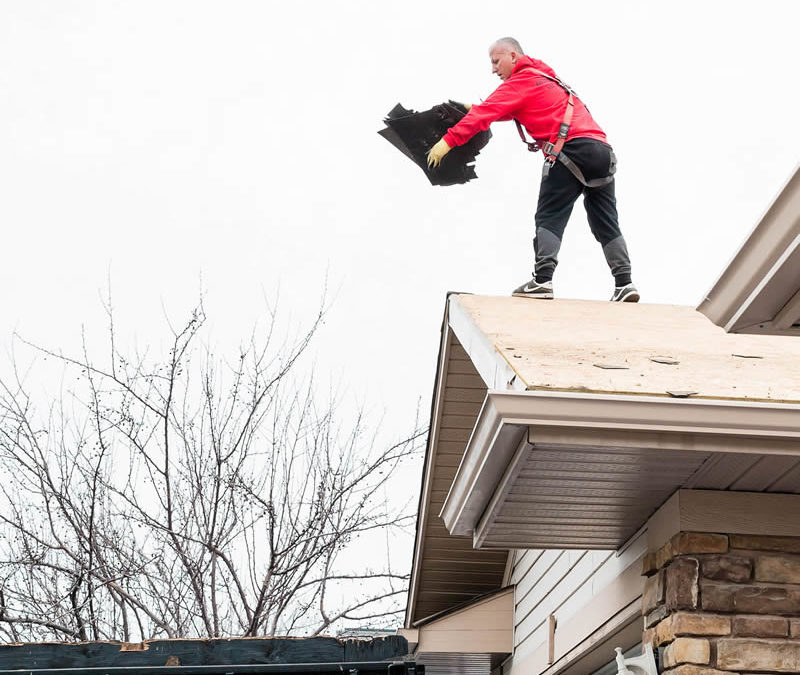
542, 154, 556, 177
526, 141, 540, 153
542, 142, 555, 155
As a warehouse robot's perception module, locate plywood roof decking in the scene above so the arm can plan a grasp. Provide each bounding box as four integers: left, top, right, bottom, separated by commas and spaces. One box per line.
453, 295, 800, 402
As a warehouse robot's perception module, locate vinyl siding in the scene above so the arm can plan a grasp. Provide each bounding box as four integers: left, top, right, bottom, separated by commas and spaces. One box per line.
509, 529, 646, 662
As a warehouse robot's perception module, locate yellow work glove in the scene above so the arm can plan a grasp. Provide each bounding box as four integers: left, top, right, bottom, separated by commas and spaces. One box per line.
427, 138, 452, 168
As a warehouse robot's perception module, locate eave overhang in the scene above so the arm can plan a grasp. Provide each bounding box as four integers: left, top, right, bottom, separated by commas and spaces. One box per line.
440, 390, 800, 549
699, 165, 800, 335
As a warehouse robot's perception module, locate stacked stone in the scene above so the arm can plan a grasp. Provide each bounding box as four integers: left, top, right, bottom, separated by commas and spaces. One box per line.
641, 532, 800, 674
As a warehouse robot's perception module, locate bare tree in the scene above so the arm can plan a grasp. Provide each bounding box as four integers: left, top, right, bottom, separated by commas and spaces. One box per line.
0, 298, 424, 641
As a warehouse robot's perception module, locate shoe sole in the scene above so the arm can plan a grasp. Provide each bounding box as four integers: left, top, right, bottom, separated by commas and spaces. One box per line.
614, 291, 640, 303
512, 292, 554, 300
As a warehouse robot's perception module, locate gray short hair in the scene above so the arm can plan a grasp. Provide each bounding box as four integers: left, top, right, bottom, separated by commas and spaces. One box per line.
492, 37, 525, 54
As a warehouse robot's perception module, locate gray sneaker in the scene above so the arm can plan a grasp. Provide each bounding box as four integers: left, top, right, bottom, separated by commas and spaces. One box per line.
611, 283, 640, 302
512, 278, 553, 299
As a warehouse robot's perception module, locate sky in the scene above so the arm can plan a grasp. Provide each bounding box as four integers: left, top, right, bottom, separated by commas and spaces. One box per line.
1, 0, 799, 603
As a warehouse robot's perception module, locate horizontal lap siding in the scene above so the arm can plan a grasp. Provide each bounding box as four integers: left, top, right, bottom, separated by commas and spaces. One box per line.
509, 530, 646, 660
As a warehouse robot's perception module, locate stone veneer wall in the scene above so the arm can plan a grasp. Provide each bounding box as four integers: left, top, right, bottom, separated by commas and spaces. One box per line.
641, 532, 800, 675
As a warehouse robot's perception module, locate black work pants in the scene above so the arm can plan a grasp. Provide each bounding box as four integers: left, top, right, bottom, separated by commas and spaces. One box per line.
533, 138, 632, 285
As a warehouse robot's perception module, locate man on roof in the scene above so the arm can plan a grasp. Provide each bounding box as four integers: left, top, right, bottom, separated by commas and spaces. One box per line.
427, 37, 638, 302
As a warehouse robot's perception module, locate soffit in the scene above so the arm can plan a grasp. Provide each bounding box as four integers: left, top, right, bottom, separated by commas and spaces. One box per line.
698, 166, 800, 336
441, 391, 800, 550
405, 307, 507, 628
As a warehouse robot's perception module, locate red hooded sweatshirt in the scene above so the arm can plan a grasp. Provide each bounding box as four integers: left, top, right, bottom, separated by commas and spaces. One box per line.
443, 55, 607, 149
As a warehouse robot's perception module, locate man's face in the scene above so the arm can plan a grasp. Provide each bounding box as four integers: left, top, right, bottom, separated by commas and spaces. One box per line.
489, 45, 517, 81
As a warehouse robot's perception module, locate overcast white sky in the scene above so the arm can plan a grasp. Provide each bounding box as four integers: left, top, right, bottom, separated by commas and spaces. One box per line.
1, 1, 799, 477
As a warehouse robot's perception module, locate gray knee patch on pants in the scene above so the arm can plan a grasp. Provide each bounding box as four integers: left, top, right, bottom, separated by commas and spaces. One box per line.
602, 235, 632, 277
534, 227, 563, 279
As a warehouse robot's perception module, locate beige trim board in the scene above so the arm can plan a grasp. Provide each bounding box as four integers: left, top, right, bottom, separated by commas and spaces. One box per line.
397, 628, 418, 650
417, 587, 513, 654
648, 489, 800, 551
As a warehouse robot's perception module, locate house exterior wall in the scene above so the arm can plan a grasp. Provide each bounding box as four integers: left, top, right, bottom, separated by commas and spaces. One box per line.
508, 530, 647, 672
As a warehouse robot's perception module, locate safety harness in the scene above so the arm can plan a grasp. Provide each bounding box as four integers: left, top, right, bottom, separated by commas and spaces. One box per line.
514, 67, 615, 188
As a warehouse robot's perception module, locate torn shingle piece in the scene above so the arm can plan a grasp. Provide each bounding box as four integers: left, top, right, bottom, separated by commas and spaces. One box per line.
378, 101, 492, 186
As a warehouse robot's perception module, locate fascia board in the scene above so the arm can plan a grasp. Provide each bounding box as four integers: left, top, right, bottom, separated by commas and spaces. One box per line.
698, 165, 800, 333
448, 294, 527, 391
441, 390, 800, 538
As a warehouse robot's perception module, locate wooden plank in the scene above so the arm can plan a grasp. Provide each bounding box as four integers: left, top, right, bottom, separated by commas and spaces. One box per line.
443, 387, 486, 403
436, 440, 468, 455
434, 454, 464, 469
448, 342, 471, 361
447, 359, 482, 375
420, 558, 507, 572
432, 475, 456, 491
421, 569, 510, 583
445, 374, 487, 390
0, 637, 410, 669
440, 414, 478, 430
419, 581, 504, 596
438, 428, 472, 442
442, 400, 484, 416
423, 535, 477, 550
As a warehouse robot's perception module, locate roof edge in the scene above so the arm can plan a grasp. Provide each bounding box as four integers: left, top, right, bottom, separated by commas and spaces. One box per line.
698, 165, 800, 332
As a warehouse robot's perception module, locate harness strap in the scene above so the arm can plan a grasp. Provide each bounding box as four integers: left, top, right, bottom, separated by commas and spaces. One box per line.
557, 152, 615, 188
514, 66, 613, 187
515, 119, 539, 152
